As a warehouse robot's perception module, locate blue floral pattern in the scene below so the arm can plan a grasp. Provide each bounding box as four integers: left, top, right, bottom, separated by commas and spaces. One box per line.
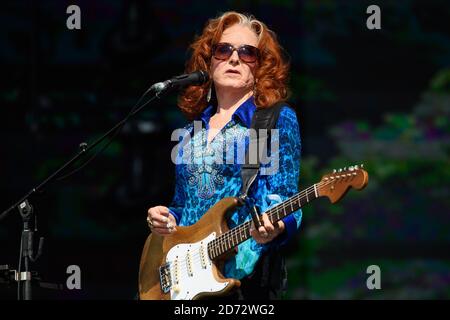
168, 96, 302, 279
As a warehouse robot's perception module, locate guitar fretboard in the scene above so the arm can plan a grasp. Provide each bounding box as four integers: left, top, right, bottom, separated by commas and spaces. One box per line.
207, 183, 319, 260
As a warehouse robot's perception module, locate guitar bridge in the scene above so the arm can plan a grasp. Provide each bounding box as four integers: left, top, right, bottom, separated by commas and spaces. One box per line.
159, 262, 172, 294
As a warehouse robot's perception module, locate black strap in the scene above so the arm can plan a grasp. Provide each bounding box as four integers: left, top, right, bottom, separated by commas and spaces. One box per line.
240, 101, 286, 197
239, 101, 290, 292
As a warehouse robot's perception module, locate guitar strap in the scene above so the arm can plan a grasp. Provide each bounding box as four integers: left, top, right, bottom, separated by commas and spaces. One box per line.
239, 101, 289, 296
240, 101, 285, 200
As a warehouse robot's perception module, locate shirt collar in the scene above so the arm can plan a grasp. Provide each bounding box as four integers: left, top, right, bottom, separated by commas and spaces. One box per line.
199, 95, 256, 129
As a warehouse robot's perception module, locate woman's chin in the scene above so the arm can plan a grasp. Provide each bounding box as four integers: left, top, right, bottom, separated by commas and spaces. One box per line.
216, 80, 249, 91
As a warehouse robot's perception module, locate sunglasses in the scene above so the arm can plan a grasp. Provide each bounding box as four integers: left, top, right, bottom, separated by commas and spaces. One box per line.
212, 42, 260, 63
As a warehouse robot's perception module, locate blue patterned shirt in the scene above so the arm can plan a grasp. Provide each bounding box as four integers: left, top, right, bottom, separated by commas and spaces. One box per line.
168, 96, 302, 279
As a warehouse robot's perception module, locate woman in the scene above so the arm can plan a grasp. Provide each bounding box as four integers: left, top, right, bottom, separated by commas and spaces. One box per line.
147, 11, 302, 299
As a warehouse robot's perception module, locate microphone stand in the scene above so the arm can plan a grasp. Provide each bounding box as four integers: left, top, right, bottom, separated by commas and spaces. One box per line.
0, 84, 172, 300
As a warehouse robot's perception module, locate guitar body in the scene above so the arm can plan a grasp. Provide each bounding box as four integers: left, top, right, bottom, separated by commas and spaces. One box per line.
138, 197, 242, 300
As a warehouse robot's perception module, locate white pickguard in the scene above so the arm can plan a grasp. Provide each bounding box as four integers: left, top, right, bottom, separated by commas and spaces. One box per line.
165, 232, 229, 300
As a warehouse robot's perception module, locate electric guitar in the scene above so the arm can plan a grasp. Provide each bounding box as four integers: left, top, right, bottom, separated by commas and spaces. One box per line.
138, 165, 369, 300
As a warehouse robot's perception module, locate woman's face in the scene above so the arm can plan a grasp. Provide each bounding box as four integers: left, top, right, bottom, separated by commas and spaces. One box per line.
210, 24, 258, 93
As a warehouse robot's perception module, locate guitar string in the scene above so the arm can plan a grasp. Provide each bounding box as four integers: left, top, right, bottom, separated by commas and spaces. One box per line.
168, 175, 355, 276
206, 177, 336, 262
168, 175, 354, 275
165, 178, 343, 278
164, 175, 354, 275
213, 174, 355, 256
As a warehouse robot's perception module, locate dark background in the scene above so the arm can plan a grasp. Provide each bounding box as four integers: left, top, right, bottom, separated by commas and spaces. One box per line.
0, 0, 449, 299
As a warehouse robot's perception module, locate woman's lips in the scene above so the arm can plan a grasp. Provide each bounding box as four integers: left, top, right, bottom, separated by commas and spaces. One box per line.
225, 69, 240, 74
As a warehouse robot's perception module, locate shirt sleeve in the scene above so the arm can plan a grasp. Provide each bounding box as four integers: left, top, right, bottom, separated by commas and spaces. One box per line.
167, 164, 185, 225
263, 106, 302, 248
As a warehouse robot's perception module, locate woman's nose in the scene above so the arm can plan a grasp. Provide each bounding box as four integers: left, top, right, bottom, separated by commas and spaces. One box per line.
228, 50, 240, 65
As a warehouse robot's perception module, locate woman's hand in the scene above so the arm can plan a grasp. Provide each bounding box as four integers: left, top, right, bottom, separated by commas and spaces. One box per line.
249, 213, 285, 244
147, 205, 177, 236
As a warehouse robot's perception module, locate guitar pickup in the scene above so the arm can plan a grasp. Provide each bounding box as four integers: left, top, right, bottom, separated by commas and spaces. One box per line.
159, 262, 172, 294
199, 243, 207, 269
186, 249, 193, 277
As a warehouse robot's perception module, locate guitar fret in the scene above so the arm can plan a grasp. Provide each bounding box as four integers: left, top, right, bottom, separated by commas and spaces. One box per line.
216, 239, 219, 256
206, 181, 329, 262
300, 195, 305, 207
209, 243, 213, 259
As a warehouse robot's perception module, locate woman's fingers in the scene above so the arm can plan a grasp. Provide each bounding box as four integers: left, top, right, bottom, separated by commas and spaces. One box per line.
148, 206, 170, 224
255, 214, 273, 238
147, 206, 177, 236
260, 213, 274, 234
249, 214, 282, 244
152, 226, 177, 235
156, 206, 170, 217
151, 219, 170, 229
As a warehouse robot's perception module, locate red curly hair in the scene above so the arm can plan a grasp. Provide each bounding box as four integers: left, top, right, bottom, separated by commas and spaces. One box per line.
178, 11, 290, 120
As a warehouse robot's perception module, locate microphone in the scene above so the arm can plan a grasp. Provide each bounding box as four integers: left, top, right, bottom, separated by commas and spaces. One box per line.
151, 71, 209, 93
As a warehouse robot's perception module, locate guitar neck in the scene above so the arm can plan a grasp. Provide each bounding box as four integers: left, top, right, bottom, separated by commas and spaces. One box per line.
208, 183, 320, 260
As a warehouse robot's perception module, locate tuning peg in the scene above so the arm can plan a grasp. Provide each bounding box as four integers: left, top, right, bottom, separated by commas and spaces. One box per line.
344, 167, 347, 171
338, 168, 342, 173
349, 166, 354, 171
354, 165, 359, 169
360, 164, 364, 168
333, 169, 336, 173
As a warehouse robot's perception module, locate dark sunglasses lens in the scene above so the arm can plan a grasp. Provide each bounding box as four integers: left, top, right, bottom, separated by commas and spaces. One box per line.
238, 46, 258, 62
214, 44, 233, 60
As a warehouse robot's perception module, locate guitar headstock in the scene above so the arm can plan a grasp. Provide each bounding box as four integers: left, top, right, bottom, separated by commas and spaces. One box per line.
317, 165, 369, 203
